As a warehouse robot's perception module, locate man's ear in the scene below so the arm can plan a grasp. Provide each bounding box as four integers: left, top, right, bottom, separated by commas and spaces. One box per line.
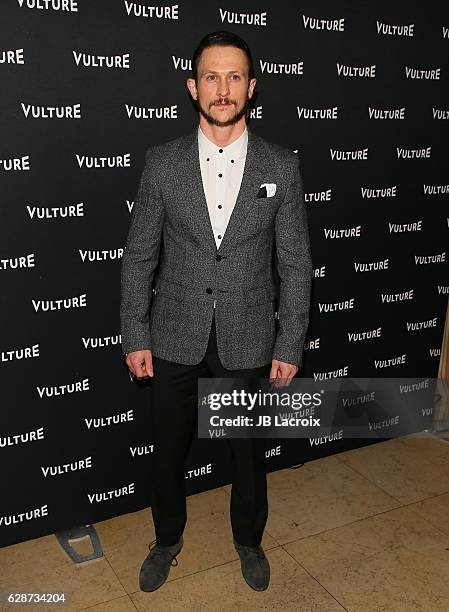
186, 77, 198, 100
248, 77, 257, 99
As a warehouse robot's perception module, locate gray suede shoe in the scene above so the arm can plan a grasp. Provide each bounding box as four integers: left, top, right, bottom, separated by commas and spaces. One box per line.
233, 538, 270, 591
139, 535, 183, 592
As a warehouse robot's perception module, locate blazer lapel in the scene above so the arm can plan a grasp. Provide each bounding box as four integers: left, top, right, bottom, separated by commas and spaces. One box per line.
173, 126, 268, 255
217, 128, 266, 254
174, 130, 218, 253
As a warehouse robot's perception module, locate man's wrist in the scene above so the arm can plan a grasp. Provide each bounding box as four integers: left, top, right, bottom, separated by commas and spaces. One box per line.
124, 347, 152, 357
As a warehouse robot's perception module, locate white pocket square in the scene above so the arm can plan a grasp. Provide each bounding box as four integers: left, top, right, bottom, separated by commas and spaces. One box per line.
260, 183, 277, 197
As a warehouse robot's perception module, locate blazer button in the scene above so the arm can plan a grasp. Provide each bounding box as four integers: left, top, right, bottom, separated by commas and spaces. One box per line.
216, 254, 222, 261
206, 288, 213, 294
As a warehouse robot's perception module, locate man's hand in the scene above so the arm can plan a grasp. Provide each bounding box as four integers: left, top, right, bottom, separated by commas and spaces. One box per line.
125, 349, 153, 379
269, 359, 298, 388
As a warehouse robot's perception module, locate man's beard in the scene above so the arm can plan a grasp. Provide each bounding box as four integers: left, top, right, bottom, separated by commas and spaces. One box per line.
195, 94, 250, 127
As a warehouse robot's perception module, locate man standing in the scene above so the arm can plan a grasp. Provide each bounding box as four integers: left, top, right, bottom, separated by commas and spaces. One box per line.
120, 31, 312, 593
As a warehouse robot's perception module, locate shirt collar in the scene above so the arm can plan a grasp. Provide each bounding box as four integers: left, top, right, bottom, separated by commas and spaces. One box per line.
197, 125, 248, 162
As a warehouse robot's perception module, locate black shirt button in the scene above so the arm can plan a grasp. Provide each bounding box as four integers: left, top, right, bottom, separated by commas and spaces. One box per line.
218, 204, 222, 209
218, 148, 223, 153
217, 234, 222, 239
206, 288, 213, 294
218, 173, 222, 178
231, 159, 234, 163
206, 157, 210, 162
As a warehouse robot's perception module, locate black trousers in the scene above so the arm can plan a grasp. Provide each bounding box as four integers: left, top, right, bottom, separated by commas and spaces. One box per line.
148, 312, 271, 548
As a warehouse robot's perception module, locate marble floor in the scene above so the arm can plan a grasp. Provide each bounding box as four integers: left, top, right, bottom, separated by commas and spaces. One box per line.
2, 431, 449, 611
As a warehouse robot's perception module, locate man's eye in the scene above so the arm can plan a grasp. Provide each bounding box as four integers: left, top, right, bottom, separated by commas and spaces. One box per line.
206, 75, 216, 81
231, 74, 241, 80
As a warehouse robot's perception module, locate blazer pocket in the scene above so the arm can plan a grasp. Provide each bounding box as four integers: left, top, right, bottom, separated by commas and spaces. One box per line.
153, 278, 187, 302
245, 286, 276, 306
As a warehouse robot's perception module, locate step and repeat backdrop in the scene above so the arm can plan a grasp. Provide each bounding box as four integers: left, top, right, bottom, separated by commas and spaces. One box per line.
1, 0, 448, 547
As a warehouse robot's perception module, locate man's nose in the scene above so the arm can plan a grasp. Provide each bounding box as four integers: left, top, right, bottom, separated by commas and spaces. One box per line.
216, 76, 230, 97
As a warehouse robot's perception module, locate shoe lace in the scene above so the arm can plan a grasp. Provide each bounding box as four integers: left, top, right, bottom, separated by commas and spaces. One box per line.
238, 544, 266, 562
148, 539, 179, 567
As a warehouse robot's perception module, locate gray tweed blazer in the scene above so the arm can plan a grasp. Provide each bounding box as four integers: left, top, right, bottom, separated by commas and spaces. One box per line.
120, 125, 312, 369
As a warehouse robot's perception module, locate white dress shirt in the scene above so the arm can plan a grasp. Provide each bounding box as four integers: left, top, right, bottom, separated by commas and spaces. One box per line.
197, 125, 248, 250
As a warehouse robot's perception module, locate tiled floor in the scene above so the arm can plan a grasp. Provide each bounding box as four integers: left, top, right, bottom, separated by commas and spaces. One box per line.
2, 431, 449, 611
